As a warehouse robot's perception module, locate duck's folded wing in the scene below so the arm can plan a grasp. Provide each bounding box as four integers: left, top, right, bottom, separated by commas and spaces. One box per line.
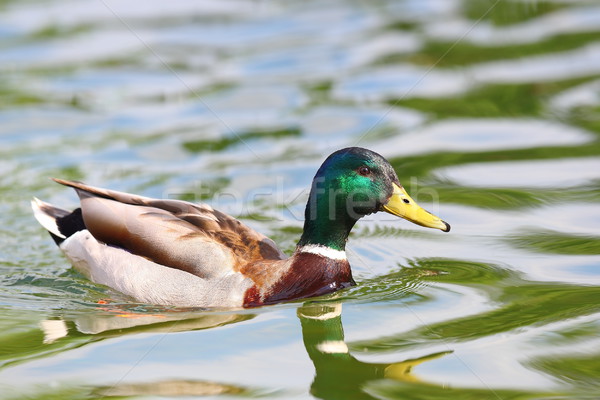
62, 230, 254, 308
54, 179, 286, 279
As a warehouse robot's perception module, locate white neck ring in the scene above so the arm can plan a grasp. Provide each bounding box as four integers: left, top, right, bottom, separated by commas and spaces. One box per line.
297, 244, 347, 261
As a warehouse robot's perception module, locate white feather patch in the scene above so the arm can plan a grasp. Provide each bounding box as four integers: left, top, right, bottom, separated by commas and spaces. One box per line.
298, 303, 342, 320
316, 340, 349, 354
31, 198, 65, 238
297, 244, 347, 261
40, 319, 68, 344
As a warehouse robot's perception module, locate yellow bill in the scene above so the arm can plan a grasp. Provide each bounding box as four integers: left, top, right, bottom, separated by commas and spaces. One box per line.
382, 183, 450, 232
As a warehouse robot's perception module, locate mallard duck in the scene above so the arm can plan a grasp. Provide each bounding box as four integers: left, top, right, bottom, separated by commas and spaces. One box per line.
32, 147, 449, 308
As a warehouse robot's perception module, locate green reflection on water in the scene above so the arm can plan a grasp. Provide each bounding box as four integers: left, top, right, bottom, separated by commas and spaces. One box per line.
183, 127, 301, 153
464, 0, 566, 26
509, 229, 600, 255
378, 32, 600, 68
351, 258, 600, 349
392, 141, 600, 187
531, 353, 600, 392
2, 0, 600, 399
389, 78, 599, 119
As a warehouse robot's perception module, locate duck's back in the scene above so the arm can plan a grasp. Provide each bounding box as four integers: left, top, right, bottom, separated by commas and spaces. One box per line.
54, 179, 286, 279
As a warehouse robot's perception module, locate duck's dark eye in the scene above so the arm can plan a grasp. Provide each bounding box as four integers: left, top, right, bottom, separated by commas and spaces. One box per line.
403, 199, 410, 204
358, 166, 371, 176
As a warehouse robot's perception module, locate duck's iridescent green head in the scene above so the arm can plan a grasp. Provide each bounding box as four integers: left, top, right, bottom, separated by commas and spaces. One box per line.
297, 147, 449, 251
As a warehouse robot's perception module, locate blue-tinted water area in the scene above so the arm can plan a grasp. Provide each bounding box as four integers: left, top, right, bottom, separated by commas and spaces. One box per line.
1, 1, 600, 399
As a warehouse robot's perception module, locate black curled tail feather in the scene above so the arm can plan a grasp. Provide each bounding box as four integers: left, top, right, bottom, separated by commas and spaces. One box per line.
55, 208, 86, 242
31, 198, 87, 245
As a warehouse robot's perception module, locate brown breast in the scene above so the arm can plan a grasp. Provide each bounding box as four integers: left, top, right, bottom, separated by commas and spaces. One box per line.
242, 252, 355, 307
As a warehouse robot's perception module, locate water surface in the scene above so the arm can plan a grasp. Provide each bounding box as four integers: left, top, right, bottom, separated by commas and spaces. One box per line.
1, 1, 600, 399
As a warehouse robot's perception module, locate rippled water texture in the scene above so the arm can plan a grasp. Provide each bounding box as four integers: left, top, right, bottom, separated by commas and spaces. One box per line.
1, 1, 600, 399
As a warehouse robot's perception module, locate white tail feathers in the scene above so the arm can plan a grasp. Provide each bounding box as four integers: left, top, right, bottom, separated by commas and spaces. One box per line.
31, 197, 66, 239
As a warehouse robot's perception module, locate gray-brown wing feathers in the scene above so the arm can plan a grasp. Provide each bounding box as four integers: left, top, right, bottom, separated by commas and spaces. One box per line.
54, 179, 286, 278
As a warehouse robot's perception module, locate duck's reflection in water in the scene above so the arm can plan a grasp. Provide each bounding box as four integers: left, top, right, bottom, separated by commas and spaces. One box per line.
40, 303, 253, 342
39, 302, 449, 398
99, 379, 245, 397
299, 303, 450, 400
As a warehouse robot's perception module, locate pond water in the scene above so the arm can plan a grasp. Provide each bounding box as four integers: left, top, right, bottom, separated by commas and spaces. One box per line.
2, 0, 600, 399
